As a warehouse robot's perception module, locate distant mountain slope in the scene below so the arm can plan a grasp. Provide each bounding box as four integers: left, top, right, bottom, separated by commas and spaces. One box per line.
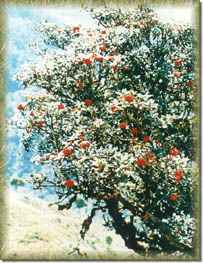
2, 189, 138, 260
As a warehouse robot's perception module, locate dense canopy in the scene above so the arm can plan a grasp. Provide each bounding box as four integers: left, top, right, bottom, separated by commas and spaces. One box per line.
15, 7, 195, 253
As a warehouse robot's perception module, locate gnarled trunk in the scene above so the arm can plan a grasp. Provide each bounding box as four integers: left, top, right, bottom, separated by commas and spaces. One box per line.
106, 198, 191, 254
105, 198, 145, 253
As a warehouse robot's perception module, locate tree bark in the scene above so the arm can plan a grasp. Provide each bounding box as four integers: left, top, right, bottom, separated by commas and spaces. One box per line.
105, 198, 145, 253
105, 198, 191, 254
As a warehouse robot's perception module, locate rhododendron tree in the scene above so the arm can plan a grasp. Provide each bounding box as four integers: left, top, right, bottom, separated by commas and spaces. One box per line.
15, 7, 195, 253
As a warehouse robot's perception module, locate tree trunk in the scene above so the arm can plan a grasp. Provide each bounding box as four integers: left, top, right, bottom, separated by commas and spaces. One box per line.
105, 198, 191, 254
105, 198, 145, 253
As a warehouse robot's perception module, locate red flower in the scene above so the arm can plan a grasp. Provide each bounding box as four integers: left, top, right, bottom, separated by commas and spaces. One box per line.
123, 94, 135, 103
64, 179, 75, 188
30, 111, 35, 116
80, 140, 91, 149
169, 193, 178, 201
73, 26, 80, 33
174, 71, 182, 78
131, 127, 138, 137
94, 55, 104, 62
175, 59, 182, 67
58, 103, 65, 110
136, 158, 145, 167
83, 58, 92, 65
17, 104, 26, 111
63, 146, 74, 157
175, 169, 184, 183
119, 122, 128, 129
99, 45, 107, 52
169, 147, 180, 156
143, 135, 151, 143
186, 80, 193, 87
84, 99, 93, 107
111, 104, 119, 113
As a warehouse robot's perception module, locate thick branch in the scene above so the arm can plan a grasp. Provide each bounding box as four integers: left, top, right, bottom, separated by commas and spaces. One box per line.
105, 198, 145, 253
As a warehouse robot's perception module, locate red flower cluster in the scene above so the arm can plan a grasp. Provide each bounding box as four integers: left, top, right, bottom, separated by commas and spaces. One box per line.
169, 193, 178, 201
123, 94, 134, 103
64, 179, 75, 188
169, 147, 180, 156
83, 58, 92, 65
58, 103, 65, 110
84, 99, 93, 107
63, 146, 74, 157
80, 141, 91, 149
136, 158, 145, 167
175, 169, 184, 183
111, 104, 119, 113
143, 135, 151, 143
119, 122, 128, 129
